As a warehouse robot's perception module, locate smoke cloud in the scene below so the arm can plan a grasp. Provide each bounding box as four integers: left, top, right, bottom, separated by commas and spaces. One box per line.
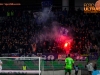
32, 7, 73, 45
35, 7, 54, 25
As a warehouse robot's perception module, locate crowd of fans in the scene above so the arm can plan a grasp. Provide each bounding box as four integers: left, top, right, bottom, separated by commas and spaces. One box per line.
0, 7, 100, 56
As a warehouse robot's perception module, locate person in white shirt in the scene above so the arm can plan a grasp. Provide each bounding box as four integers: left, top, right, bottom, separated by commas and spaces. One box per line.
86, 63, 94, 75
0, 60, 2, 71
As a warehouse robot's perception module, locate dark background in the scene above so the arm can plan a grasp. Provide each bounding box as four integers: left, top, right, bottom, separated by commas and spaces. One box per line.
0, 0, 62, 11
0, 0, 97, 11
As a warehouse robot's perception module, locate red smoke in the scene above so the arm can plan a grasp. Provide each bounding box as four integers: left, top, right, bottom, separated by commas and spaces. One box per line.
56, 35, 72, 54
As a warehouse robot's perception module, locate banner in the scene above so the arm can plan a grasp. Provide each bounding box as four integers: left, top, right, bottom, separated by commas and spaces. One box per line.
89, 52, 99, 60
11, 53, 19, 57
58, 54, 66, 60
37, 53, 58, 60
57, 53, 87, 61
45, 53, 58, 60
1, 53, 11, 57
1, 52, 99, 61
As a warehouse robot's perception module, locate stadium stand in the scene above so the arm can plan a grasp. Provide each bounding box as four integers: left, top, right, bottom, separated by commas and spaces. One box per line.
0, 1, 100, 74
0, 9, 100, 55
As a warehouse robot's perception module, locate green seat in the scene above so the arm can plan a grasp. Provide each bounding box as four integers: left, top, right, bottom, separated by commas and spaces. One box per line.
58, 65, 63, 68
53, 66, 62, 70
2, 60, 19, 70
2, 64, 10, 69
44, 66, 51, 69
58, 62, 64, 66
52, 61, 60, 69
24, 61, 34, 66
24, 61, 35, 69
7, 60, 14, 66
78, 64, 84, 69
52, 61, 58, 66
10, 66, 19, 70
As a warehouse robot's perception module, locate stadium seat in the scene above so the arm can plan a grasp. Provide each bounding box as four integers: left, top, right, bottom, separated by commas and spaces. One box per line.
78, 64, 84, 69
2, 60, 19, 70
24, 61, 38, 70
2, 64, 10, 69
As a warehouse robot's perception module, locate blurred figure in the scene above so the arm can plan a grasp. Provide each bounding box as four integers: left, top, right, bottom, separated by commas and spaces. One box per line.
94, 63, 97, 71
31, 43, 37, 53
0, 60, 2, 71
65, 54, 74, 75
86, 63, 94, 75
74, 65, 79, 75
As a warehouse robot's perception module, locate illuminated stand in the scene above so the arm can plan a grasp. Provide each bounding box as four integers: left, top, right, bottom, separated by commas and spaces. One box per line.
0, 57, 44, 75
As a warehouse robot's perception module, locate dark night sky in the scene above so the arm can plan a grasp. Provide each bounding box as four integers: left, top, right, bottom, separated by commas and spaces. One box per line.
0, 0, 62, 6
1, 0, 96, 6
0, 0, 62, 11
75, 0, 97, 6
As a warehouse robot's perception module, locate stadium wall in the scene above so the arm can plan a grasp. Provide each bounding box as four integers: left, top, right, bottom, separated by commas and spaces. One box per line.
62, 0, 69, 10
